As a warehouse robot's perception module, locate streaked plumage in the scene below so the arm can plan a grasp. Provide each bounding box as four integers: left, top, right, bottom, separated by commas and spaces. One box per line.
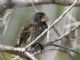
15, 12, 48, 48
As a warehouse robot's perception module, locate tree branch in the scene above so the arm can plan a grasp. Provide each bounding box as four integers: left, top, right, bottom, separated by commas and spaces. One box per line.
0, 44, 37, 60
51, 22, 80, 43
48, 44, 80, 55
0, 0, 80, 9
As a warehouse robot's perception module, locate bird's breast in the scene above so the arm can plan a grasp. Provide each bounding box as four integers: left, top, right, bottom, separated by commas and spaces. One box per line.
30, 24, 47, 40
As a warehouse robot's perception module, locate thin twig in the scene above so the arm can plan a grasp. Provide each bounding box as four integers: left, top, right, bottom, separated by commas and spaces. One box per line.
47, 22, 50, 42
50, 44, 80, 55
0, 9, 13, 37
51, 22, 80, 43
24, 0, 77, 49
24, 52, 37, 60
52, 26, 60, 36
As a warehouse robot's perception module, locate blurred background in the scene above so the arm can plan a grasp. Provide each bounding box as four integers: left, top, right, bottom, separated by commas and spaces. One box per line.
0, 4, 80, 60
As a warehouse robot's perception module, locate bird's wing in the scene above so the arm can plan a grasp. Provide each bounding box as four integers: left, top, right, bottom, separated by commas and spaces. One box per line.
16, 22, 33, 47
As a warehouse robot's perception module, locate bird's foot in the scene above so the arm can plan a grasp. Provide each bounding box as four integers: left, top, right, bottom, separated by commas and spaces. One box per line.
31, 43, 44, 54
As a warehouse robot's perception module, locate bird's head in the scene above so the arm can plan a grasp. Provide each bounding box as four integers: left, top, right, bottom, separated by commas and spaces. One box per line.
33, 12, 48, 24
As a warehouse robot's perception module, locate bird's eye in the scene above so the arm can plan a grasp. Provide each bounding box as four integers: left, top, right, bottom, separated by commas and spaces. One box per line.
38, 15, 42, 18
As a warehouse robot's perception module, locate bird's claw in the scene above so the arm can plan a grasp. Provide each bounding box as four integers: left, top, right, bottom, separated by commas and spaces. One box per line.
31, 43, 44, 54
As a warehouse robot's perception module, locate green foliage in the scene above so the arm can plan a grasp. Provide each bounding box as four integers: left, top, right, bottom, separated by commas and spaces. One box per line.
75, 54, 80, 60
0, 52, 13, 60
53, 51, 70, 60
55, 5, 64, 18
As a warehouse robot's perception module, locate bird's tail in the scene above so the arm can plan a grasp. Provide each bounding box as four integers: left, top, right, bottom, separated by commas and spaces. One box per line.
14, 38, 21, 47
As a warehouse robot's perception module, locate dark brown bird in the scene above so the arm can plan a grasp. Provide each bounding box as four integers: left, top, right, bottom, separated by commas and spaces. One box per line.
15, 12, 48, 50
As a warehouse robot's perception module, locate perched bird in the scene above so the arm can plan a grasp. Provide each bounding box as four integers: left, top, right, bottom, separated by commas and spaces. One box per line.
15, 12, 48, 51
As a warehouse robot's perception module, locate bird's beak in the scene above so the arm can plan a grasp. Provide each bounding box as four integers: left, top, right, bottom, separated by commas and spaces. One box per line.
41, 15, 48, 22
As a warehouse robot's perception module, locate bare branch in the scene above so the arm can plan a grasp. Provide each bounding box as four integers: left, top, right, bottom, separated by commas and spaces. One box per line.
0, 44, 37, 60
51, 22, 80, 43
0, 0, 80, 8
49, 44, 80, 55
52, 25, 60, 36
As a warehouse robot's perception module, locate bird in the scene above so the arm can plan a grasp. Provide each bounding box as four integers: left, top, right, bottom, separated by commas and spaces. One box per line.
15, 12, 48, 52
